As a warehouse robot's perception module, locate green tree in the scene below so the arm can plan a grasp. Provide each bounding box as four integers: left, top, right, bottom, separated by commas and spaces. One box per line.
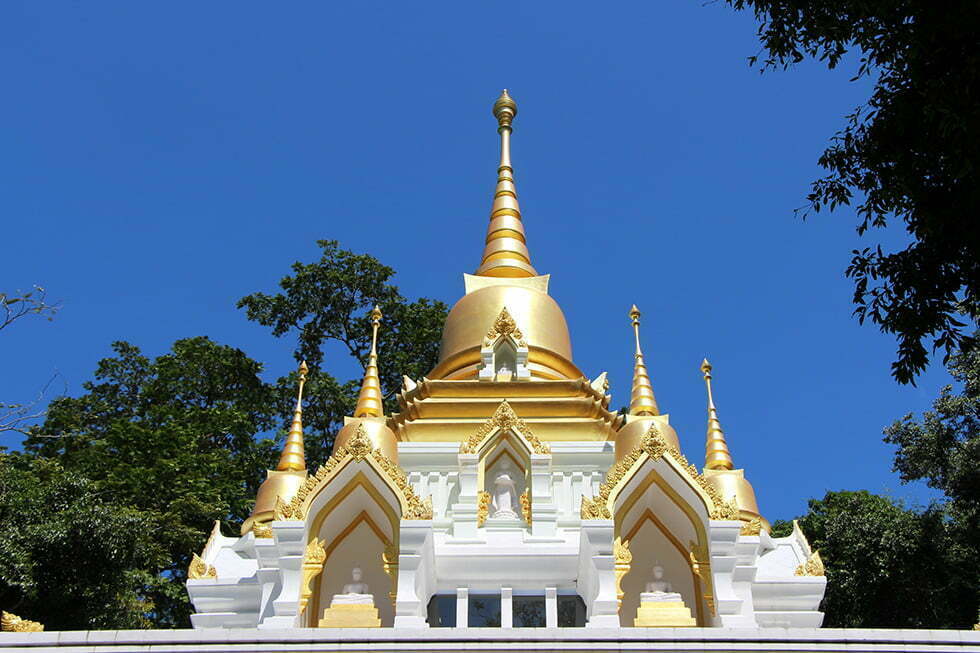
239, 239, 448, 462
0, 454, 166, 629
788, 490, 974, 628
723, 0, 980, 383
884, 337, 980, 600
23, 337, 280, 627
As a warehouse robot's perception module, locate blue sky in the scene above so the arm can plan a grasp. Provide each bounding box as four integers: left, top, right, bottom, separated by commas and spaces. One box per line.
0, 1, 950, 520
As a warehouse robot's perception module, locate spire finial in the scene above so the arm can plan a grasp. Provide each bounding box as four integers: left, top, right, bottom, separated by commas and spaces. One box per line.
475, 90, 537, 278
276, 360, 308, 472
702, 358, 734, 470
354, 306, 384, 418
628, 305, 660, 416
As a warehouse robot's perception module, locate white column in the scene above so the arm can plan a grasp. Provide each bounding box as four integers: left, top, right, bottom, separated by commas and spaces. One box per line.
545, 587, 558, 628
501, 587, 513, 628
456, 587, 469, 628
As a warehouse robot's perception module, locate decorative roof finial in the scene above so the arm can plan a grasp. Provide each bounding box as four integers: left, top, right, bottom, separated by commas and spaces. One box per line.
701, 358, 734, 470
475, 90, 537, 278
628, 305, 660, 416
276, 360, 308, 472
354, 305, 385, 418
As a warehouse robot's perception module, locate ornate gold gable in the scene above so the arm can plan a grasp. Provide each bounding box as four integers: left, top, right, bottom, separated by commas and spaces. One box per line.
459, 400, 550, 456
275, 424, 432, 522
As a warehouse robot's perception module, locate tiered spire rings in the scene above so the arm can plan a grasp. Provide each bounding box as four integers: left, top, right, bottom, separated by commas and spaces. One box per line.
628, 305, 660, 416
701, 358, 734, 470
475, 90, 538, 278
276, 361, 308, 472
353, 305, 385, 418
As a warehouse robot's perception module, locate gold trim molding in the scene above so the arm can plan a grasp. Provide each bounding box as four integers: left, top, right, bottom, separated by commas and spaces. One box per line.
520, 488, 532, 525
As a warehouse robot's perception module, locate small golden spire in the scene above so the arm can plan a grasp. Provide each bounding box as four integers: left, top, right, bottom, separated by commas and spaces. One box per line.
354, 305, 385, 418
276, 360, 308, 472
628, 305, 660, 416
475, 90, 538, 279
701, 358, 734, 470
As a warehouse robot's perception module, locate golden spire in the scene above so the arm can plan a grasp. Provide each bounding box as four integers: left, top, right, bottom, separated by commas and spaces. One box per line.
628, 305, 660, 416
354, 305, 385, 418
276, 360, 308, 472
475, 90, 538, 278
701, 358, 734, 470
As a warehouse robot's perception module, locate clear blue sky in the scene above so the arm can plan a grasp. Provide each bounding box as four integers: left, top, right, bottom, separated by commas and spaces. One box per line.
0, 1, 950, 520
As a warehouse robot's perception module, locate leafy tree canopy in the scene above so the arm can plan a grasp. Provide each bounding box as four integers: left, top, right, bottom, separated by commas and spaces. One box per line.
725, 0, 980, 383
884, 334, 980, 569
239, 239, 448, 461
21, 337, 280, 627
778, 490, 975, 628
0, 454, 167, 629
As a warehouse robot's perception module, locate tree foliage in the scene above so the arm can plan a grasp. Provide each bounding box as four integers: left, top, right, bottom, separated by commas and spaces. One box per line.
792, 490, 974, 628
22, 337, 280, 627
7, 243, 449, 629
239, 239, 448, 461
0, 455, 166, 629
725, 0, 980, 383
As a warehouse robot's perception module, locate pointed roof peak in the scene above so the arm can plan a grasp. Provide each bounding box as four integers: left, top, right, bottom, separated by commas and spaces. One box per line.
276, 360, 308, 472
476, 89, 537, 279
354, 306, 385, 418
701, 358, 733, 471
628, 304, 659, 416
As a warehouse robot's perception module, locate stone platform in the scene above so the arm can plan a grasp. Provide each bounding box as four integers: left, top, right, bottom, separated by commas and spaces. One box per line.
1, 628, 978, 652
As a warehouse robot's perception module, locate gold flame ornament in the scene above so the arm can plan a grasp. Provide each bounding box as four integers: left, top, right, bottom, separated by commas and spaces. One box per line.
1, 612, 43, 633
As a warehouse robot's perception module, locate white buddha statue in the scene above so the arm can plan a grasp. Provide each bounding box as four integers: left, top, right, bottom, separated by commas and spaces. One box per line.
490, 459, 520, 519
641, 564, 683, 603
331, 566, 374, 606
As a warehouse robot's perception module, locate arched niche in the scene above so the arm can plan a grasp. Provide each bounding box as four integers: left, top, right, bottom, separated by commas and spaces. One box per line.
303, 466, 401, 627
483, 440, 529, 522
619, 510, 697, 627
612, 457, 714, 626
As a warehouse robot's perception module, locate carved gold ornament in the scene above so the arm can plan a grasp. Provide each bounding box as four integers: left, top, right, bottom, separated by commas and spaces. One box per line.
589, 423, 741, 521
614, 538, 632, 610
460, 400, 550, 455
740, 517, 763, 536
252, 523, 273, 538
281, 424, 432, 521
298, 538, 327, 615
580, 495, 612, 520
188, 552, 217, 580
794, 550, 825, 577
520, 488, 532, 526
383, 543, 400, 608
1, 612, 43, 633
483, 307, 527, 348
477, 490, 491, 527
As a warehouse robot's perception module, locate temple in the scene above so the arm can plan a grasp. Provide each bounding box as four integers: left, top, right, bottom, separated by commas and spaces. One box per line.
186, 90, 827, 631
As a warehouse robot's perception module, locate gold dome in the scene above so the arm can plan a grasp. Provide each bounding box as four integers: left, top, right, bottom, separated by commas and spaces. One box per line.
242, 469, 306, 534
429, 280, 582, 380
333, 417, 399, 463
702, 468, 767, 529
615, 415, 680, 462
